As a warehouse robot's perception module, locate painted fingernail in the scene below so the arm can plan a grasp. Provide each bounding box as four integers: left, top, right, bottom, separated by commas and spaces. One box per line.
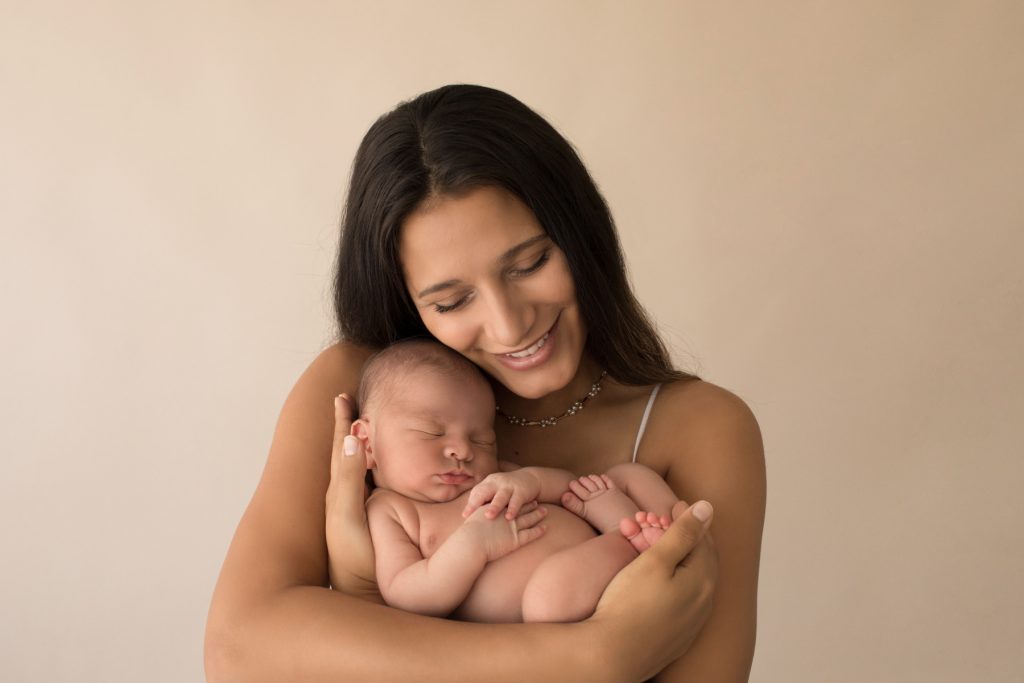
343, 435, 358, 457
691, 500, 713, 523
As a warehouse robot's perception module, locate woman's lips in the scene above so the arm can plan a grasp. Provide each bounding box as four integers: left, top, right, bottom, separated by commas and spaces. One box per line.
493, 317, 559, 370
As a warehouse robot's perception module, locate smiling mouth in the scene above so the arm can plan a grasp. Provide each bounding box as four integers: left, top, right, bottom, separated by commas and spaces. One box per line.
505, 331, 551, 358
499, 316, 559, 359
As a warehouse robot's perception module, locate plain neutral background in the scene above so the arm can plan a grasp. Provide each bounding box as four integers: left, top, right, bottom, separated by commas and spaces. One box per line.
2, 2, 1021, 681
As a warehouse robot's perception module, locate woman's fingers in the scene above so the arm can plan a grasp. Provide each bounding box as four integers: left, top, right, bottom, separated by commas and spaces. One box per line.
325, 394, 379, 597
588, 500, 717, 678
645, 500, 714, 575
327, 394, 366, 519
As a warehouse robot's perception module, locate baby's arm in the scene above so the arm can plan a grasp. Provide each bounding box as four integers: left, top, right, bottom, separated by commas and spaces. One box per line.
462, 463, 576, 520
368, 494, 547, 617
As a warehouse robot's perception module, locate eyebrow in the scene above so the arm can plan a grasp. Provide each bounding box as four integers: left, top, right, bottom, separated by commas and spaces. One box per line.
414, 234, 549, 299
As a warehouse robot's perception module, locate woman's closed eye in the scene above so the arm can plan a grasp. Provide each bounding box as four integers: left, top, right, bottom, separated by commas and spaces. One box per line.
432, 294, 472, 314
508, 250, 550, 278
430, 250, 551, 314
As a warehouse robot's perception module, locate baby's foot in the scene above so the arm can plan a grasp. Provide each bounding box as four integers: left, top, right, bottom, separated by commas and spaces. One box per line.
620, 511, 671, 553
560, 474, 640, 534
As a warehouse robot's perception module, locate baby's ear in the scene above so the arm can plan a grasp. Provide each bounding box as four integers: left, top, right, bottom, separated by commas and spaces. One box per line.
351, 419, 375, 469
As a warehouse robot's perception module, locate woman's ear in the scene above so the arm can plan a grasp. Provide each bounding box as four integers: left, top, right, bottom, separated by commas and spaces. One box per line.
351, 418, 375, 469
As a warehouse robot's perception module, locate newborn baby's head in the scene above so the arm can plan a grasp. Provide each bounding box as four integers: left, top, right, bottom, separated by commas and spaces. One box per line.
353, 339, 499, 503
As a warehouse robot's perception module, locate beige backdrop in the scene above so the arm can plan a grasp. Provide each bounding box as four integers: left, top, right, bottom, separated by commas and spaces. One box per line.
2, 1, 1021, 681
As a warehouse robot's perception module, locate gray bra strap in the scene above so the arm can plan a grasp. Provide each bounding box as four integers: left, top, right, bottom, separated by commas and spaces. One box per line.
631, 384, 662, 464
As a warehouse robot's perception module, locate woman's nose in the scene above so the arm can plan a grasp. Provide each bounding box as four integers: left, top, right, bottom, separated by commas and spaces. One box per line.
481, 285, 531, 349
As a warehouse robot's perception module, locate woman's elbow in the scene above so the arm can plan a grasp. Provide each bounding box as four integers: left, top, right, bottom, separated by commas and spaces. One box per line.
204, 591, 258, 683
204, 617, 242, 683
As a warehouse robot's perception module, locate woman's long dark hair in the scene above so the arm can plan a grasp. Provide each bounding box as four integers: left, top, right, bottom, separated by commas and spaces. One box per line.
333, 84, 696, 386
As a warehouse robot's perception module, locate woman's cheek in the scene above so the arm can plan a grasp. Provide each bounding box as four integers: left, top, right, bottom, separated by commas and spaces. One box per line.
427, 318, 475, 353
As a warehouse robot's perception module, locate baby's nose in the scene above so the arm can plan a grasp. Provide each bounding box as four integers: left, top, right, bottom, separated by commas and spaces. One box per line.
445, 444, 472, 461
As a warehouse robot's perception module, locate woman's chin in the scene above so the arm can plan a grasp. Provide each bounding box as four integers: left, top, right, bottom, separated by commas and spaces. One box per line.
494, 364, 577, 400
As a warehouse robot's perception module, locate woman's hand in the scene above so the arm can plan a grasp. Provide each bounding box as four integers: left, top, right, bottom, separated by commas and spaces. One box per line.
324, 394, 382, 603
588, 500, 718, 682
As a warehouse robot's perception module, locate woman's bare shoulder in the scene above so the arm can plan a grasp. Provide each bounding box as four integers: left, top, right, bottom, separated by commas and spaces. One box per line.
641, 379, 765, 496
263, 341, 378, 493
656, 379, 758, 429
297, 341, 378, 394
278, 341, 378, 419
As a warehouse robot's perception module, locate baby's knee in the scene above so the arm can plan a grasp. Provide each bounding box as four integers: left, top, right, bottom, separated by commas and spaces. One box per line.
521, 563, 595, 623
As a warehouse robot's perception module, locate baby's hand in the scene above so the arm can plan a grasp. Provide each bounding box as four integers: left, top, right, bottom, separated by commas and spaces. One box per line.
462, 470, 542, 520
461, 501, 548, 561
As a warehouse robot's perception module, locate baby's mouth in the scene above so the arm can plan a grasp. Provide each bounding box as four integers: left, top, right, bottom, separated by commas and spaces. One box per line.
438, 471, 473, 484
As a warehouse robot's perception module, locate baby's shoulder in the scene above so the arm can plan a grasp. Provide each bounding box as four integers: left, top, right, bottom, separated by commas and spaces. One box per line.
366, 487, 414, 513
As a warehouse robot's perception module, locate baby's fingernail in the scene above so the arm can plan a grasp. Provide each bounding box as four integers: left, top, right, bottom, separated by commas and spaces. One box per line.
343, 435, 358, 456
691, 500, 713, 523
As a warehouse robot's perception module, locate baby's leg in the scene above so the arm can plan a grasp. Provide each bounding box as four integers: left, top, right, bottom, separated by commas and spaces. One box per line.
561, 463, 679, 551
560, 474, 641, 533
601, 462, 680, 521
521, 533, 636, 623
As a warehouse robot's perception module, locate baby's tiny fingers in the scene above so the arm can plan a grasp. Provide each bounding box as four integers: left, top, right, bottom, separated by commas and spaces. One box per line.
518, 500, 539, 513
515, 524, 547, 547
513, 505, 548, 529
463, 485, 494, 517
486, 489, 512, 518
568, 479, 591, 498
504, 491, 531, 520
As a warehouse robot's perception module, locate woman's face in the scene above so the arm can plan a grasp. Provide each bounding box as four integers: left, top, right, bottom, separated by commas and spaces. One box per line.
399, 185, 586, 400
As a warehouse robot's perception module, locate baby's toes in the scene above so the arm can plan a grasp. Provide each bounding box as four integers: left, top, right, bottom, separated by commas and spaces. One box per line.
641, 511, 661, 526
620, 516, 651, 552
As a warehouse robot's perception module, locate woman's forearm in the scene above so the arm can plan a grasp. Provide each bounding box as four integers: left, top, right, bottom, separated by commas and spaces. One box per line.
205, 585, 612, 683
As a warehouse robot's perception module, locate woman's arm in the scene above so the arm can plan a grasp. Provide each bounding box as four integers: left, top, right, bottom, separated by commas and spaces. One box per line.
204, 343, 717, 683
644, 381, 767, 683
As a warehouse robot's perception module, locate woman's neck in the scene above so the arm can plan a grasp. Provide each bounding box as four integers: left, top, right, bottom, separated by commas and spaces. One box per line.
491, 354, 605, 422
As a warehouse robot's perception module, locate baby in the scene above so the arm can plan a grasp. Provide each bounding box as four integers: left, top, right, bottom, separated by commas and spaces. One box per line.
354, 339, 680, 623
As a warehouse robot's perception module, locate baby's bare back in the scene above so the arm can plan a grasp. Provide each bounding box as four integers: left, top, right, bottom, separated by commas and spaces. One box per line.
410, 492, 597, 622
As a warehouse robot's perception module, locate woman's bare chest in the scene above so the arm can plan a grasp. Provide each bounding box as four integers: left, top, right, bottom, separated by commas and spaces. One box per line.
494, 389, 660, 475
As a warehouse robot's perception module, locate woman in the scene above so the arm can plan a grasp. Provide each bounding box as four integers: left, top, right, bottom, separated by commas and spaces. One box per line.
205, 84, 765, 682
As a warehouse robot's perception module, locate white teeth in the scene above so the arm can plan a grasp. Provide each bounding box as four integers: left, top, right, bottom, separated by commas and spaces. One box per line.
506, 332, 549, 358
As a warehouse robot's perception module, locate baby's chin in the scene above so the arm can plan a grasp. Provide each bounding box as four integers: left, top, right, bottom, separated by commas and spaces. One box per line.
427, 486, 474, 504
